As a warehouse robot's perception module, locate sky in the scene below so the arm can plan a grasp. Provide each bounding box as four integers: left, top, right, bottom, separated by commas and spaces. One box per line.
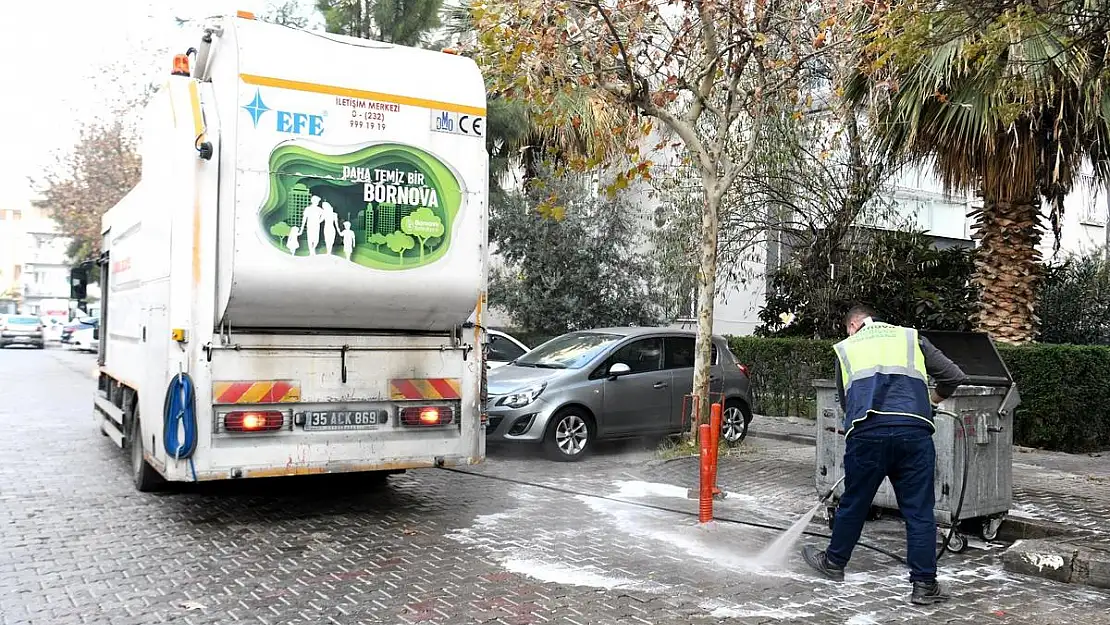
0, 0, 283, 207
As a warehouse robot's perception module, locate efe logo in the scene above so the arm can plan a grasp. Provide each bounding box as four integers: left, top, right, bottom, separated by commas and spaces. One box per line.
276, 111, 324, 136
242, 89, 325, 136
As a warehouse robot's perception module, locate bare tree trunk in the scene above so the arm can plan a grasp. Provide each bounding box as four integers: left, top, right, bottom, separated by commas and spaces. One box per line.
971, 196, 1042, 343
689, 182, 721, 437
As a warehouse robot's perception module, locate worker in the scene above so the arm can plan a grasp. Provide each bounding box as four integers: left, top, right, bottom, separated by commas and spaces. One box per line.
801, 304, 968, 605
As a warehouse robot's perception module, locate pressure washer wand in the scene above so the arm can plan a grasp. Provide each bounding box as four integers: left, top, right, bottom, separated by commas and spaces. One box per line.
819, 476, 846, 504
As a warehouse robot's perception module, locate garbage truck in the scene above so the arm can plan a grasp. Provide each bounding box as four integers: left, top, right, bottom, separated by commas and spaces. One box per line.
93, 13, 489, 491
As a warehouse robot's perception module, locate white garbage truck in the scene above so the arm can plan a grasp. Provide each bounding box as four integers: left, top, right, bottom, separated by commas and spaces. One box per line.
93, 13, 489, 491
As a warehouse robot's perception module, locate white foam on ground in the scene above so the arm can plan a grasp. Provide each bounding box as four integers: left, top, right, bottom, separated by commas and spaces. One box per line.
1010, 502, 1072, 524
445, 486, 671, 593
845, 613, 880, 624
577, 494, 828, 580
700, 599, 815, 619
443, 511, 514, 546
611, 480, 691, 500
708, 605, 815, 619
502, 557, 668, 591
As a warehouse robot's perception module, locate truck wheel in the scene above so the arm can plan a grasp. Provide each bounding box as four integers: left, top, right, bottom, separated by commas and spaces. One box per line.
129, 414, 163, 492
543, 409, 594, 462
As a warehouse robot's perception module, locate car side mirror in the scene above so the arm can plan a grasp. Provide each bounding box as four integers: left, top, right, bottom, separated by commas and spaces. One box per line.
608, 363, 632, 379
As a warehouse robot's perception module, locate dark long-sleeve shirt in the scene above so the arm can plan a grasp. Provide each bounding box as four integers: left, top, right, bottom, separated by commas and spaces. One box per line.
835, 334, 969, 423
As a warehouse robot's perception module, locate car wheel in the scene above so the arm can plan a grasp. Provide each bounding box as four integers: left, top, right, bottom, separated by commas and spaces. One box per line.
543, 409, 594, 462
129, 412, 163, 492
721, 400, 751, 445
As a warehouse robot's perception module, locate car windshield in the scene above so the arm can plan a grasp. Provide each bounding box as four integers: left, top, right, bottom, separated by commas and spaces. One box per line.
7, 316, 38, 325
513, 332, 622, 369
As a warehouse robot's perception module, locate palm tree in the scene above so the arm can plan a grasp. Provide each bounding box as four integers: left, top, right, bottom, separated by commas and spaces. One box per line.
849, 2, 1110, 343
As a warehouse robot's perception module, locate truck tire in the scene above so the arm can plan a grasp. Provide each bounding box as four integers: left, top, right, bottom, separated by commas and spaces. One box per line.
129, 413, 163, 492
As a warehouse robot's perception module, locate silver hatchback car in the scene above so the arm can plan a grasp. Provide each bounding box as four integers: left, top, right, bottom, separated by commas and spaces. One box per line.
485, 327, 753, 461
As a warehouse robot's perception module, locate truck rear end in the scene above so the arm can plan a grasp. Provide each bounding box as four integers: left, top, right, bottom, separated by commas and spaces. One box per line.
94, 14, 488, 489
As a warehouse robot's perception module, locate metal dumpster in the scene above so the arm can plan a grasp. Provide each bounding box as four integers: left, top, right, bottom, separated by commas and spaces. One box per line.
814, 330, 1021, 551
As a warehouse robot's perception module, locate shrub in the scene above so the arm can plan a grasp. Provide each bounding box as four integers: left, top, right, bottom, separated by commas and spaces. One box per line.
758, 230, 976, 339
996, 344, 1110, 453
729, 336, 835, 417
1036, 251, 1110, 345
729, 336, 1110, 453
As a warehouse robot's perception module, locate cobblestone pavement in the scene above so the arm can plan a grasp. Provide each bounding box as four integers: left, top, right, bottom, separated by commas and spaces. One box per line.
3, 348, 1109, 625
746, 415, 1110, 550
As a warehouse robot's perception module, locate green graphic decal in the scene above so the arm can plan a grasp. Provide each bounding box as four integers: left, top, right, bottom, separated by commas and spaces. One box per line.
259, 143, 463, 269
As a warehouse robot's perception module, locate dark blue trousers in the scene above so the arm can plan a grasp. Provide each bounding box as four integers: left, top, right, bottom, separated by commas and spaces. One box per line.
826, 426, 938, 582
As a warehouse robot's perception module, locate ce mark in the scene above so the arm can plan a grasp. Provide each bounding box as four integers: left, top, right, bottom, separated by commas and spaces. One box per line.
458, 115, 484, 137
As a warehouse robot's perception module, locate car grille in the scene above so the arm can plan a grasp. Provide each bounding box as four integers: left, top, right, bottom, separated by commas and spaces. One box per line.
487, 415, 504, 431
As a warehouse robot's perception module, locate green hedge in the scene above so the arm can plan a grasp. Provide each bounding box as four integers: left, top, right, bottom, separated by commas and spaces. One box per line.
728, 336, 1110, 454
728, 337, 835, 418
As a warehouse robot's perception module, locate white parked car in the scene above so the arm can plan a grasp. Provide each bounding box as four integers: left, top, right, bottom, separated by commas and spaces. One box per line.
487, 330, 529, 369
71, 324, 98, 352
40, 317, 65, 342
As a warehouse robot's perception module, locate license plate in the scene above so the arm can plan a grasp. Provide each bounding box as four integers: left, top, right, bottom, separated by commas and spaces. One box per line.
303, 410, 386, 431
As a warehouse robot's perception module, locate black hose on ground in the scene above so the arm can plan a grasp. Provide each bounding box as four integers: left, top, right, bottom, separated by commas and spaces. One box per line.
440, 466, 908, 565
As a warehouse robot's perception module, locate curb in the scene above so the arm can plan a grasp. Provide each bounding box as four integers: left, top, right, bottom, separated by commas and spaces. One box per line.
749, 429, 816, 446
1003, 538, 1110, 590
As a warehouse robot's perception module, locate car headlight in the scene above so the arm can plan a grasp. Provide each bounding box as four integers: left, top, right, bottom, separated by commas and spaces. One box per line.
500, 383, 546, 409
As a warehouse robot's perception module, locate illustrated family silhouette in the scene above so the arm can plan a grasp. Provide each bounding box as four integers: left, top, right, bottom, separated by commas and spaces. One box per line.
285, 195, 357, 260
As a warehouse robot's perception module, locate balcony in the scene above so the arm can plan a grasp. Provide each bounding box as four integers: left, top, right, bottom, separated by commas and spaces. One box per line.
21, 284, 70, 299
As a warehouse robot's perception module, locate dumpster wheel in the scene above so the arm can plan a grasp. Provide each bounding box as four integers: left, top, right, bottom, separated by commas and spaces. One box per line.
980, 515, 1004, 542
946, 530, 968, 553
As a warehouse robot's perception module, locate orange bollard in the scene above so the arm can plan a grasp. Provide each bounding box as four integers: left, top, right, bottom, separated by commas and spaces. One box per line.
698, 423, 713, 523
709, 403, 722, 497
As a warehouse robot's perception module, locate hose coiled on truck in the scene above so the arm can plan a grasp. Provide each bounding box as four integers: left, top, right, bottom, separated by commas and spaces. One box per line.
163, 372, 198, 470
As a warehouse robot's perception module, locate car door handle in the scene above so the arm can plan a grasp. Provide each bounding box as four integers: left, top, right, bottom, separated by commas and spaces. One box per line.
653, 381, 668, 389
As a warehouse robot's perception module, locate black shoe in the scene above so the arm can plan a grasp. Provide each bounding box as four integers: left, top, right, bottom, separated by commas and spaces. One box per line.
911, 581, 949, 605
801, 545, 844, 582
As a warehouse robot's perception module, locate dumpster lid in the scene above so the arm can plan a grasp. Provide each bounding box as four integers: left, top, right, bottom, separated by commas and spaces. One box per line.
918, 330, 1013, 387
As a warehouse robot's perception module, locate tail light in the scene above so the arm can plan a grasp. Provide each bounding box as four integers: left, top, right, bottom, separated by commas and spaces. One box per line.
400, 406, 455, 427
224, 410, 286, 433
738, 364, 750, 376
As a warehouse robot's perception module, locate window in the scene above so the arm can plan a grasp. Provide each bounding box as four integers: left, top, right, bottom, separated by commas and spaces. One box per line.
488, 335, 526, 362
665, 337, 695, 369
664, 337, 718, 369
606, 338, 664, 375
515, 331, 622, 370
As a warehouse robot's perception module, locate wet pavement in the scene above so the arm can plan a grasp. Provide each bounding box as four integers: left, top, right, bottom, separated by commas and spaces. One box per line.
2, 346, 1109, 624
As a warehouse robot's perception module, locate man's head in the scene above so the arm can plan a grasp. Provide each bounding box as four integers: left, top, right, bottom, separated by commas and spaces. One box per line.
843, 304, 878, 336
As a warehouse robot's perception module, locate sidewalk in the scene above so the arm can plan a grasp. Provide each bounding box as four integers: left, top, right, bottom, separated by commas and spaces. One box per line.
743, 414, 1110, 589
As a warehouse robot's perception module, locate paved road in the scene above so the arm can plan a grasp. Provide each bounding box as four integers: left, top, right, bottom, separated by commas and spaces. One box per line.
2, 347, 1109, 625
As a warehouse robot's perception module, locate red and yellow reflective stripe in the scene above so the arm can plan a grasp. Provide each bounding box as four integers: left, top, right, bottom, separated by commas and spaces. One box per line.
213, 380, 301, 404
390, 378, 462, 401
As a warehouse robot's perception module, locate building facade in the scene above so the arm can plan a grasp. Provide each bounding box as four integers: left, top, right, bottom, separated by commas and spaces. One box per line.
0, 202, 74, 318
706, 163, 1109, 337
